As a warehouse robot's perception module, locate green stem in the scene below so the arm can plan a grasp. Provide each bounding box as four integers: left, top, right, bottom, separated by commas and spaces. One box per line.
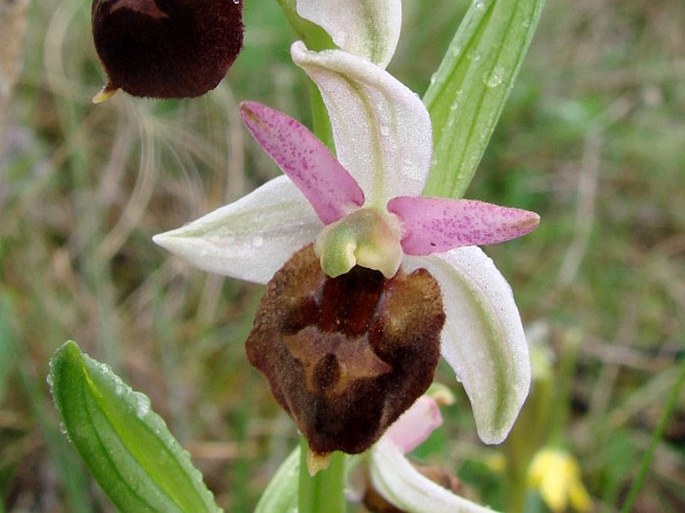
298, 439, 346, 513
309, 82, 335, 152
275, 0, 334, 52
274, 0, 335, 152
503, 377, 549, 512
275, 4, 344, 512
505, 472, 528, 513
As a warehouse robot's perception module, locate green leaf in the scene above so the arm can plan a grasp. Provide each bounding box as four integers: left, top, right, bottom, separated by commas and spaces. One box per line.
423, 0, 545, 198
254, 446, 299, 513
48, 341, 222, 513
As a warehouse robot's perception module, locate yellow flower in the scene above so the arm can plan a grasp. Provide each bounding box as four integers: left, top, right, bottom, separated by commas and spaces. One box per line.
528, 448, 592, 512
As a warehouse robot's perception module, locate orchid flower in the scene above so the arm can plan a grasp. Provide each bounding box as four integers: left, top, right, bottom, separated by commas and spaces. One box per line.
154, 41, 538, 445
368, 395, 500, 513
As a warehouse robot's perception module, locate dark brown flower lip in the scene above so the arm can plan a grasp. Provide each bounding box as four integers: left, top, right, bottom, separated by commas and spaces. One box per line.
246, 245, 445, 457
91, 0, 243, 100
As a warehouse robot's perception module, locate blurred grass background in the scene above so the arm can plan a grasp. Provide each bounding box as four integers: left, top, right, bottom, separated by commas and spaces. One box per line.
1, 0, 684, 511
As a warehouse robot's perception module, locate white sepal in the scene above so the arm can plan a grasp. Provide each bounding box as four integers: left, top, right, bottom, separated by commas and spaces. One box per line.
405, 246, 531, 444
369, 439, 499, 513
291, 42, 432, 206
153, 176, 321, 284
296, 0, 402, 68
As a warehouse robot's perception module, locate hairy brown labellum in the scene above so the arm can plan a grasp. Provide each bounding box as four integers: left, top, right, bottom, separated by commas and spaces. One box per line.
91, 0, 243, 98
246, 245, 445, 456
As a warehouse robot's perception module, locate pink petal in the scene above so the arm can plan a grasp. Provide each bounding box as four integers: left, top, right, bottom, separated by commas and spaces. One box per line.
387, 196, 540, 255
240, 101, 364, 225
384, 396, 443, 454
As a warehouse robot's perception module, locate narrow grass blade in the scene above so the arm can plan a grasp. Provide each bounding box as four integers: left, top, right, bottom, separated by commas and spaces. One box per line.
3, 293, 93, 512
423, 0, 545, 198
619, 361, 685, 513
48, 341, 222, 513
0, 296, 16, 404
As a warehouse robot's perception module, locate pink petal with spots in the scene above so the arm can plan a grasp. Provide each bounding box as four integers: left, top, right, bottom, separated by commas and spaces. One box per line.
387, 197, 540, 255
240, 101, 364, 225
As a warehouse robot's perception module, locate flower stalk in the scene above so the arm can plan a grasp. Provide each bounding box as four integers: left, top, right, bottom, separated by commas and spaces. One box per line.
298, 439, 346, 513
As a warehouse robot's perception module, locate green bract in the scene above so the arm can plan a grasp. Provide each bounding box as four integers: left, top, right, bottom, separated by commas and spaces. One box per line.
49, 341, 222, 513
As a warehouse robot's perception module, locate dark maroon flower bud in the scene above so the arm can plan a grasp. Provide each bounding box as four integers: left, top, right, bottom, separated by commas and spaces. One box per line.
246, 245, 445, 457
91, 0, 243, 100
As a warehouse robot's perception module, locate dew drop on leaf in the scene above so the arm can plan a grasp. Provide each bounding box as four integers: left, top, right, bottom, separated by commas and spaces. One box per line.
133, 391, 151, 418
484, 65, 505, 88
467, 49, 481, 62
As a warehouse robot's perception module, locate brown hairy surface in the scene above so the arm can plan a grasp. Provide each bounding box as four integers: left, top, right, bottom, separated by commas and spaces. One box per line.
246, 245, 445, 455
92, 0, 243, 98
